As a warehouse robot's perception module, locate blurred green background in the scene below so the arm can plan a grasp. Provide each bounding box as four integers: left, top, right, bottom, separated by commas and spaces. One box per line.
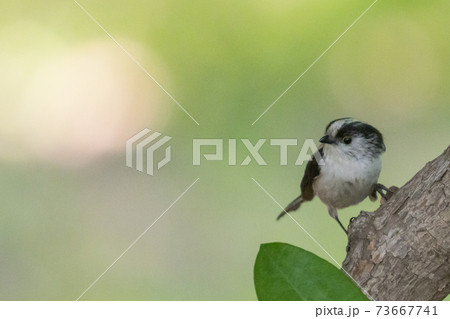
0, 0, 449, 300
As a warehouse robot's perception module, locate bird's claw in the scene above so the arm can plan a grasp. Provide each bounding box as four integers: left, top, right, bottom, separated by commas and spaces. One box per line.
377, 184, 399, 204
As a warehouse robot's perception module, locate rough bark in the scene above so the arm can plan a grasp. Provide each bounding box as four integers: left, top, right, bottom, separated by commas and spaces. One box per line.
343, 145, 450, 301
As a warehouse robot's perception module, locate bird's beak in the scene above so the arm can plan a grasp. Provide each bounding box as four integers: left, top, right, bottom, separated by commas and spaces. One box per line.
319, 135, 334, 144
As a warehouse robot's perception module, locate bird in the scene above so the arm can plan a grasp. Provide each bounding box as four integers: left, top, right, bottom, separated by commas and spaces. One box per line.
277, 118, 391, 234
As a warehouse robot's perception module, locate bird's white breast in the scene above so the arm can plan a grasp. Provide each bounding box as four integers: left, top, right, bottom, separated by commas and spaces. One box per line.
313, 146, 382, 209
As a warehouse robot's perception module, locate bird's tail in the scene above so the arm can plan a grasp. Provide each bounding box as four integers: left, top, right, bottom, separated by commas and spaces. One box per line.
277, 195, 304, 220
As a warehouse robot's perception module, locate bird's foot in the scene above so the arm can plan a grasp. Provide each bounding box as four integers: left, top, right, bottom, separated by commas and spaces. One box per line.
334, 216, 348, 235
377, 183, 399, 204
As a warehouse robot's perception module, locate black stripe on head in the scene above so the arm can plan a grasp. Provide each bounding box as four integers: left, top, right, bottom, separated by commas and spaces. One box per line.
336, 121, 385, 152
325, 117, 352, 133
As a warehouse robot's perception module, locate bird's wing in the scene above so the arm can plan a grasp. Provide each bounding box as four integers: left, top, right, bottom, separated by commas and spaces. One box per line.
277, 148, 323, 220
300, 147, 323, 201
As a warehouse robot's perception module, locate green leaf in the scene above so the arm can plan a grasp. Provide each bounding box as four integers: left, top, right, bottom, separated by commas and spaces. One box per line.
254, 242, 369, 301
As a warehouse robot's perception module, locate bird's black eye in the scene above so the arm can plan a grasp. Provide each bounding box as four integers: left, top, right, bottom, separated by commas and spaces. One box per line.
343, 136, 352, 144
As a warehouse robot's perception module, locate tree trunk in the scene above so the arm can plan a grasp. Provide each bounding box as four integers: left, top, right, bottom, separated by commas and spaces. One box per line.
343, 145, 450, 301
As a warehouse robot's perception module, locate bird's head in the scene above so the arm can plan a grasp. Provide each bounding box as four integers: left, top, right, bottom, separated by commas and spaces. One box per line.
320, 118, 385, 159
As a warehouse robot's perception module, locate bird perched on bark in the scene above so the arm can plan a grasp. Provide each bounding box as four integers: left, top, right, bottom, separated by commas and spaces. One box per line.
278, 118, 391, 233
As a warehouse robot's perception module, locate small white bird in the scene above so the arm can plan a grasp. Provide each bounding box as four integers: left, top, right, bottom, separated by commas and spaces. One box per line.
278, 118, 391, 233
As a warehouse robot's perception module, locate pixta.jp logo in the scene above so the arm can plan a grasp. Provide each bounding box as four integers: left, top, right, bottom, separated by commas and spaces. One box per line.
126, 129, 172, 176
126, 129, 324, 176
